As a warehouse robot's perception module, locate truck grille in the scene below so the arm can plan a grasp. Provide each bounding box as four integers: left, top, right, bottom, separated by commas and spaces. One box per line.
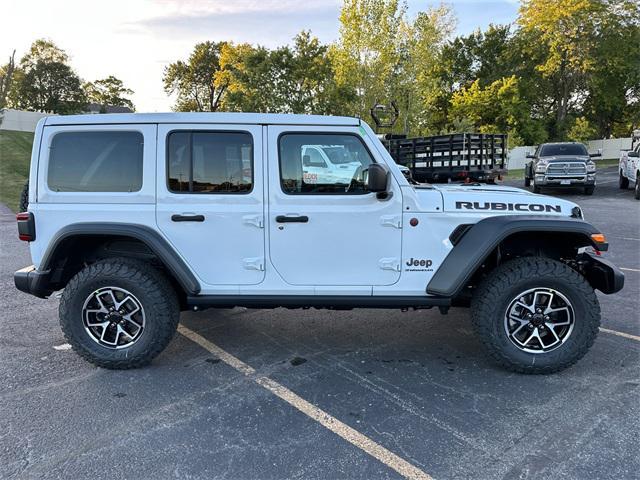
546, 162, 586, 176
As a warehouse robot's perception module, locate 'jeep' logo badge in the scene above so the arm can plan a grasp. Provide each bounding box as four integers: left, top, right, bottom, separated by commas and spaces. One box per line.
405, 258, 433, 272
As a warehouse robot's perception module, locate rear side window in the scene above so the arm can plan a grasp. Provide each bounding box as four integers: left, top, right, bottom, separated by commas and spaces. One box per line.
48, 131, 143, 192
167, 131, 253, 194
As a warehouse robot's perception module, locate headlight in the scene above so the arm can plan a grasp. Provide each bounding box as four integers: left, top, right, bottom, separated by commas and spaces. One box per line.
586, 161, 596, 172
535, 159, 549, 173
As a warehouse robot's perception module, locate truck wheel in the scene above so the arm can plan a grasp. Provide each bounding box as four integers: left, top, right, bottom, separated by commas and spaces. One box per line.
471, 257, 600, 374
635, 174, 640, 200
531, 179, 541, 194
59, 258, 180, 369
619, 170, 629, 189
524, 176, 531, 187
584, 185, 595, 195
19, 181, 29, 212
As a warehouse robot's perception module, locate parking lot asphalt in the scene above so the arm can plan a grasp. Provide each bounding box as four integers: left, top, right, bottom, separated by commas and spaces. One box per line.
1, 166, 638, 480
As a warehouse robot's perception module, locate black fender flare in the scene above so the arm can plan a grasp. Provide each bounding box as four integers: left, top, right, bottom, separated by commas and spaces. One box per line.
40, 223, 200, 295
426, 215, 608, 298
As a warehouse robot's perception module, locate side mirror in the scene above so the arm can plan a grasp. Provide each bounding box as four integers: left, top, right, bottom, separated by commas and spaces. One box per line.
590, 149, 602, 157
302, 154, 311, 166
526, 153, 535, 159
628, 151, 639, 158
367, 163, 389, 193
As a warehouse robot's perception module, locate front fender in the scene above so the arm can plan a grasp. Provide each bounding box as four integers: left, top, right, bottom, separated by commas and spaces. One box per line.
427, 215, 608, 298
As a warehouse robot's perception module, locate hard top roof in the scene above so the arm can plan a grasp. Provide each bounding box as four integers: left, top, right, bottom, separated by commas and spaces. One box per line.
43, 112, 361, 127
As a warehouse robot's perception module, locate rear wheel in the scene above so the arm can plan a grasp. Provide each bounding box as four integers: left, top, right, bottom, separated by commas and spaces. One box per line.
584, 185, 595, 195
471, 257, 600, 374
59, 258, 179, 369
619, 170, 629, 189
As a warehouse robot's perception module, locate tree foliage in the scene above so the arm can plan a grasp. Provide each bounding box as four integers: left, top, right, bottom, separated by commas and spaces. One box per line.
9, 39, 86, 114
163, 41, 229, 112
84, 76, 135, 112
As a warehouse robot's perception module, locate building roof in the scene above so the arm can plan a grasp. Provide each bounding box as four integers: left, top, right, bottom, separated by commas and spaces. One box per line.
43, 112, 361, 127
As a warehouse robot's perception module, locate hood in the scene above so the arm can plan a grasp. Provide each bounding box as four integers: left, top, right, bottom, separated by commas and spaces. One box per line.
428, 184, 580, 217
541, 155, 590, 162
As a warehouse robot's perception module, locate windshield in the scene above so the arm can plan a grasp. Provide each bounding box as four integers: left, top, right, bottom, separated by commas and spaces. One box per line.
540, 144, 588, 157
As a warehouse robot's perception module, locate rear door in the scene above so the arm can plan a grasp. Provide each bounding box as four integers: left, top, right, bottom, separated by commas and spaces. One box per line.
156, 124, 265, 287
267, 126, 403, 287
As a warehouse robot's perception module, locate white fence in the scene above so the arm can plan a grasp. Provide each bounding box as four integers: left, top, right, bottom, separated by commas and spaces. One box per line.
0, 109, 53, 132
507, 137, 633, 170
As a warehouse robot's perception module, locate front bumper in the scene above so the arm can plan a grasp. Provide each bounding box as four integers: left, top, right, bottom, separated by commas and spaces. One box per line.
535, 174, 596, 187
14, 265, 54, 298
581, 253, 625, 294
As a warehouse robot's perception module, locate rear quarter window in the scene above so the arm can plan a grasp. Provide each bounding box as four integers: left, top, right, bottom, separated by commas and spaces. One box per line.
47, 131, 143, 192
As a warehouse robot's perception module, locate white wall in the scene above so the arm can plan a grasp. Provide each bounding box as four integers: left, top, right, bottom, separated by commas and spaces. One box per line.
507, 137, 633, 170
0, 109, 53, 132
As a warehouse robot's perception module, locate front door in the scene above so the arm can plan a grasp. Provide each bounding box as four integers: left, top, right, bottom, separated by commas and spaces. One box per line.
267, 126, 403, 286
156, 124, 265, 287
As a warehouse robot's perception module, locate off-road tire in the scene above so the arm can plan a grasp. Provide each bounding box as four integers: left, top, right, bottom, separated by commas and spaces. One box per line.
470, 257, 600, 374
59, 257, 180, 369
19, 181, 29, 212
635, 173, 640, 200
584, 185, 595, 195
619, 170, 629, 189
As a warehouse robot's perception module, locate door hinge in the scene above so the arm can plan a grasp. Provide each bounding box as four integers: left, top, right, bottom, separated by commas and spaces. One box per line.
378, 257, 400, 272
243, 257, 265, 271
242, 214, 264, 228
380, 215, 402, 229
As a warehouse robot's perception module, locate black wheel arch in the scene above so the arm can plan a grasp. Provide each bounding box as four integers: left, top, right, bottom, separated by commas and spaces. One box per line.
39, 223, 200, 298
427, 215, 618, 299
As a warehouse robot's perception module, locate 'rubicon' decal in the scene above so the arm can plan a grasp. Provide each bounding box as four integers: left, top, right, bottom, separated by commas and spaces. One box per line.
455, 201, 562, 213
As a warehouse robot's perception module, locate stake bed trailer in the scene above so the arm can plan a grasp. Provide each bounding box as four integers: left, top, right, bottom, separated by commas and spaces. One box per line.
381, 132, 508, 183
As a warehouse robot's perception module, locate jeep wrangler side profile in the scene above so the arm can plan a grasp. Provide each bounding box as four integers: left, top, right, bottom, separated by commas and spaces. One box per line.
15, 113, 624, 373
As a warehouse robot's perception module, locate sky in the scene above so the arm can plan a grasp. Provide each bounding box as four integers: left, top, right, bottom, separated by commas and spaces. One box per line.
2, 0, 520, 112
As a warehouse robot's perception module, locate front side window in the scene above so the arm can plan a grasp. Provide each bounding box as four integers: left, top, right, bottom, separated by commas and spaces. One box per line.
280, 133, 374, 194
168, 131, 253, 193
48, 131, 143, 192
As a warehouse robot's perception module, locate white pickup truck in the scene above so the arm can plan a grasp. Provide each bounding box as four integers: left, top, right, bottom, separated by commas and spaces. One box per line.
619, 129, 640, 199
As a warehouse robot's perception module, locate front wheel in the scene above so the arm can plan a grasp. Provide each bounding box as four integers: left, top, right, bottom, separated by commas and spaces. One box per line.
471, 257, 600, 374
584, 185, 595, 195
635, 173, 640, 200
619, 170, 629, 189
524, 176, 531, 187
59, 258, 180, 369
531, 178, 541, 194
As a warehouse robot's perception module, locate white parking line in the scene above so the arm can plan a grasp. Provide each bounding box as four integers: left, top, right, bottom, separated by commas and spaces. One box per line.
620, 267, 640, 273
177, 324, 432, 480
599, 327, 640, 342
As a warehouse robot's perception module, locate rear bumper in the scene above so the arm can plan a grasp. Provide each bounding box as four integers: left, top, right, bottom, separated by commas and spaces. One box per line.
581, 253, 625, 294
14, 265, 54, 299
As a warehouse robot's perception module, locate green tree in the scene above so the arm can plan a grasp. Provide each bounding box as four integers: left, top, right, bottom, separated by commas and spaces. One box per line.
567, 116, 597, 142
84, 76, 135, 112
163, 41, 228, 112
9, 39, 86, 114
0, 50, 16, 109
449, 76, 530, 146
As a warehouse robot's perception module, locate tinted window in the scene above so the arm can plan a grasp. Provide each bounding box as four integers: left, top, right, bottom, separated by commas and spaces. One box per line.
48, 131, 143, 192
280, 133, 374, 194
168, 131, 252, 193
540, 144, 588, 157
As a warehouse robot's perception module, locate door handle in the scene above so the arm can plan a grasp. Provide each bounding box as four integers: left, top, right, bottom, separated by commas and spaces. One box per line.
275, 215, 309, 223
171, 214, 205, 222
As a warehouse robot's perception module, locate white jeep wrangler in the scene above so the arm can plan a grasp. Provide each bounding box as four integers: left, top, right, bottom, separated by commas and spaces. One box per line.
15, 113, 624, 373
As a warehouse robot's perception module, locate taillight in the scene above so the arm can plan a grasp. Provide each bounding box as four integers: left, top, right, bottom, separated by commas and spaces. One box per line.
16, 212, 35, 242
